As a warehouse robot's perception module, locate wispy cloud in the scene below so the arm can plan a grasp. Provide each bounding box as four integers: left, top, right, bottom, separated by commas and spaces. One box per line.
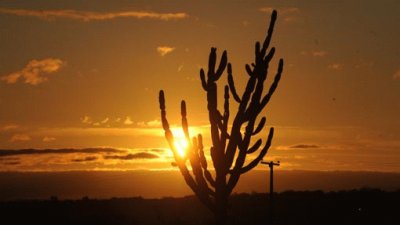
124, 116, 134, 125
101, 118, 109, 124
259, 7, 299, 14
328, 63, 344, 70
259, 7, 301, 22
104, 152, 159, 160
1, 58, 64, 85
80, 116, 115, 126
137, 119, 161, 127
289, 144, 320, 149
42, 136, 56, 142
312, 51, 328, 57
10, 134, 31, 142
393, 69, 400, 80
71, 156, 98, 163
0, 124, 19, 132
0, 148, 123, 157
300, 50, 328, 57
0, 8, 189, 21
80, 116, 92, 124
157, 46, 175, 56
177, 64, 184, 72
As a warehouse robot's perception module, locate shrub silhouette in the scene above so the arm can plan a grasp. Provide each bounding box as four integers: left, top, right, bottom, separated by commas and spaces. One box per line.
159, 10, 283, 224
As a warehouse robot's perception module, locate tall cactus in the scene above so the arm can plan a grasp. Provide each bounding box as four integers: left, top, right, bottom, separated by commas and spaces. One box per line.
159, 10, 283, 224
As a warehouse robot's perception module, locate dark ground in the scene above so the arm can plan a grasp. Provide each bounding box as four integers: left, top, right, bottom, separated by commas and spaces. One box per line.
0, 188, 398, 225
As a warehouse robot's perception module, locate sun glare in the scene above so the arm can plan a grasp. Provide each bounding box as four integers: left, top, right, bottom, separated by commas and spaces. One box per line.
170, 127, 197, 158
174, 138, 189, 157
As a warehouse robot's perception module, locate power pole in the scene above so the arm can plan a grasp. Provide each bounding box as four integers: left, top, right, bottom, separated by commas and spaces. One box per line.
261, 160, 280, 225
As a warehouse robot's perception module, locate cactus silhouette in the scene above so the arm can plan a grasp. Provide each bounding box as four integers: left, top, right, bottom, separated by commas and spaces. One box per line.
159, 10, 283, 224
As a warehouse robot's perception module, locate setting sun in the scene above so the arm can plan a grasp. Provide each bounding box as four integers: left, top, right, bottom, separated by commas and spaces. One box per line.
170, 127, 193, 158
174, 138, 189, 157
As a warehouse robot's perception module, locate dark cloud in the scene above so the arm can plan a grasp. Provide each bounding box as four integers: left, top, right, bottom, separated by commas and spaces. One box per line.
2, 161, 20, 165
104, 152, 159, 160
71, 156, 98, 163
0, 148, 124, 157
149, 149, 165, 153
0, 157, 19, 161
289, 144, 320, 149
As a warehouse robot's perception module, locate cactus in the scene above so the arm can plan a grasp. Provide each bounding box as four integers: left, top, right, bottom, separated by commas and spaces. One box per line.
159, 10, 283, 224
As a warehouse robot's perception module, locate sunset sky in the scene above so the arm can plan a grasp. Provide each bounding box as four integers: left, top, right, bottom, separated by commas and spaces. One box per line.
0, 0, 399, 173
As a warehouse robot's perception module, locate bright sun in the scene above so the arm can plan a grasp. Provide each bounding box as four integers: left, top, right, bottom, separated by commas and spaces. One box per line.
174, 138, 189, 157
170, 127, 195, 158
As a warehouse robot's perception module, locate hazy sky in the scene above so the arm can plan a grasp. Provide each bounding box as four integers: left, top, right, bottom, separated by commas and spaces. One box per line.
0, 0, 399, 172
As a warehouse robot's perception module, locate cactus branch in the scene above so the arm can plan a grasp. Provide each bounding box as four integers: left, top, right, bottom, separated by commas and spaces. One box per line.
253, 117, 266, 135
227, 63, 242, 103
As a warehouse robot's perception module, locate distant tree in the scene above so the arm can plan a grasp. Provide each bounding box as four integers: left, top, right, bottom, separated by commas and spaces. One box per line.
159, 10, 283, 224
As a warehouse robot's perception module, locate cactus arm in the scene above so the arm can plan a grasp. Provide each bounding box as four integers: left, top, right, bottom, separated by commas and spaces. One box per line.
190, 137, 215, 196
260, 10, 277, 58
181, 101, 190, 141
245, 64, 254, 77
200, 69, 207, 91
198, 134, 216, 187
259, 59, 283, 112
252, 117, 266, 135
214, 51, 228, 81
247, 139, 262, 154
227, 63, 241, 103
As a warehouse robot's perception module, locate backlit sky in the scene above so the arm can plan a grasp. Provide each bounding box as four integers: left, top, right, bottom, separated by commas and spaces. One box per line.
0, 0, 399, 172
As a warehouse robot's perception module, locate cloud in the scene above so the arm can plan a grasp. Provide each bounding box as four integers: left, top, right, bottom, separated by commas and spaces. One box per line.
0, 148, 124, 157
80, 116, 113, 126
10, 134, 31, 142
259, 7, 300, 22
149, 149, 166, 153
71, 156, 98, 163
101, 118, 109, 124
0, 124, 19, 132
80, 116, 92, 124
137, 119, 161, 127
157, 46, 175, 56
1, 58, 64, 85
124, 116, 134, 125
393, 69, 400, 80
259, 7, 299, 14
0, 8, 188, 21
328, 63, 343, 70
354, 59, 374, 69
289, 144, 320, 149
312, 51, 328, 57
177, 64, 184, 72
42, 136, 56, 142
104, 152, 159, 160
300, 50, 328, 57
276, 144, 321, 150
1, 161, 20, 165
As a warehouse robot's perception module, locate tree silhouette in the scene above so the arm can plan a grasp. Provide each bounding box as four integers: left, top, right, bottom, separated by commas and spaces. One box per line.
159, 10, 283, 224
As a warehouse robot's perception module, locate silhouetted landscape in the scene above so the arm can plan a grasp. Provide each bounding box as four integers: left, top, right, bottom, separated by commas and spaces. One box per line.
0, 189, 398, 225
1, 170, 399, 200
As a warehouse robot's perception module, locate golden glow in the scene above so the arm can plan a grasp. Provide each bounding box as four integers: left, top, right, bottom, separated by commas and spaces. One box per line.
174, 138, 189, 157
170, 127, 197, 158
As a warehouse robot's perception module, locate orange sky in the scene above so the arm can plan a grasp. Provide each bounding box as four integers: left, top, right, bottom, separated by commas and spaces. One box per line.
0, 0, 399, 172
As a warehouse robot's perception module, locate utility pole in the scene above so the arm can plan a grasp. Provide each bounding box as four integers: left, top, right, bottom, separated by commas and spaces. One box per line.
261, 160, 280, 225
